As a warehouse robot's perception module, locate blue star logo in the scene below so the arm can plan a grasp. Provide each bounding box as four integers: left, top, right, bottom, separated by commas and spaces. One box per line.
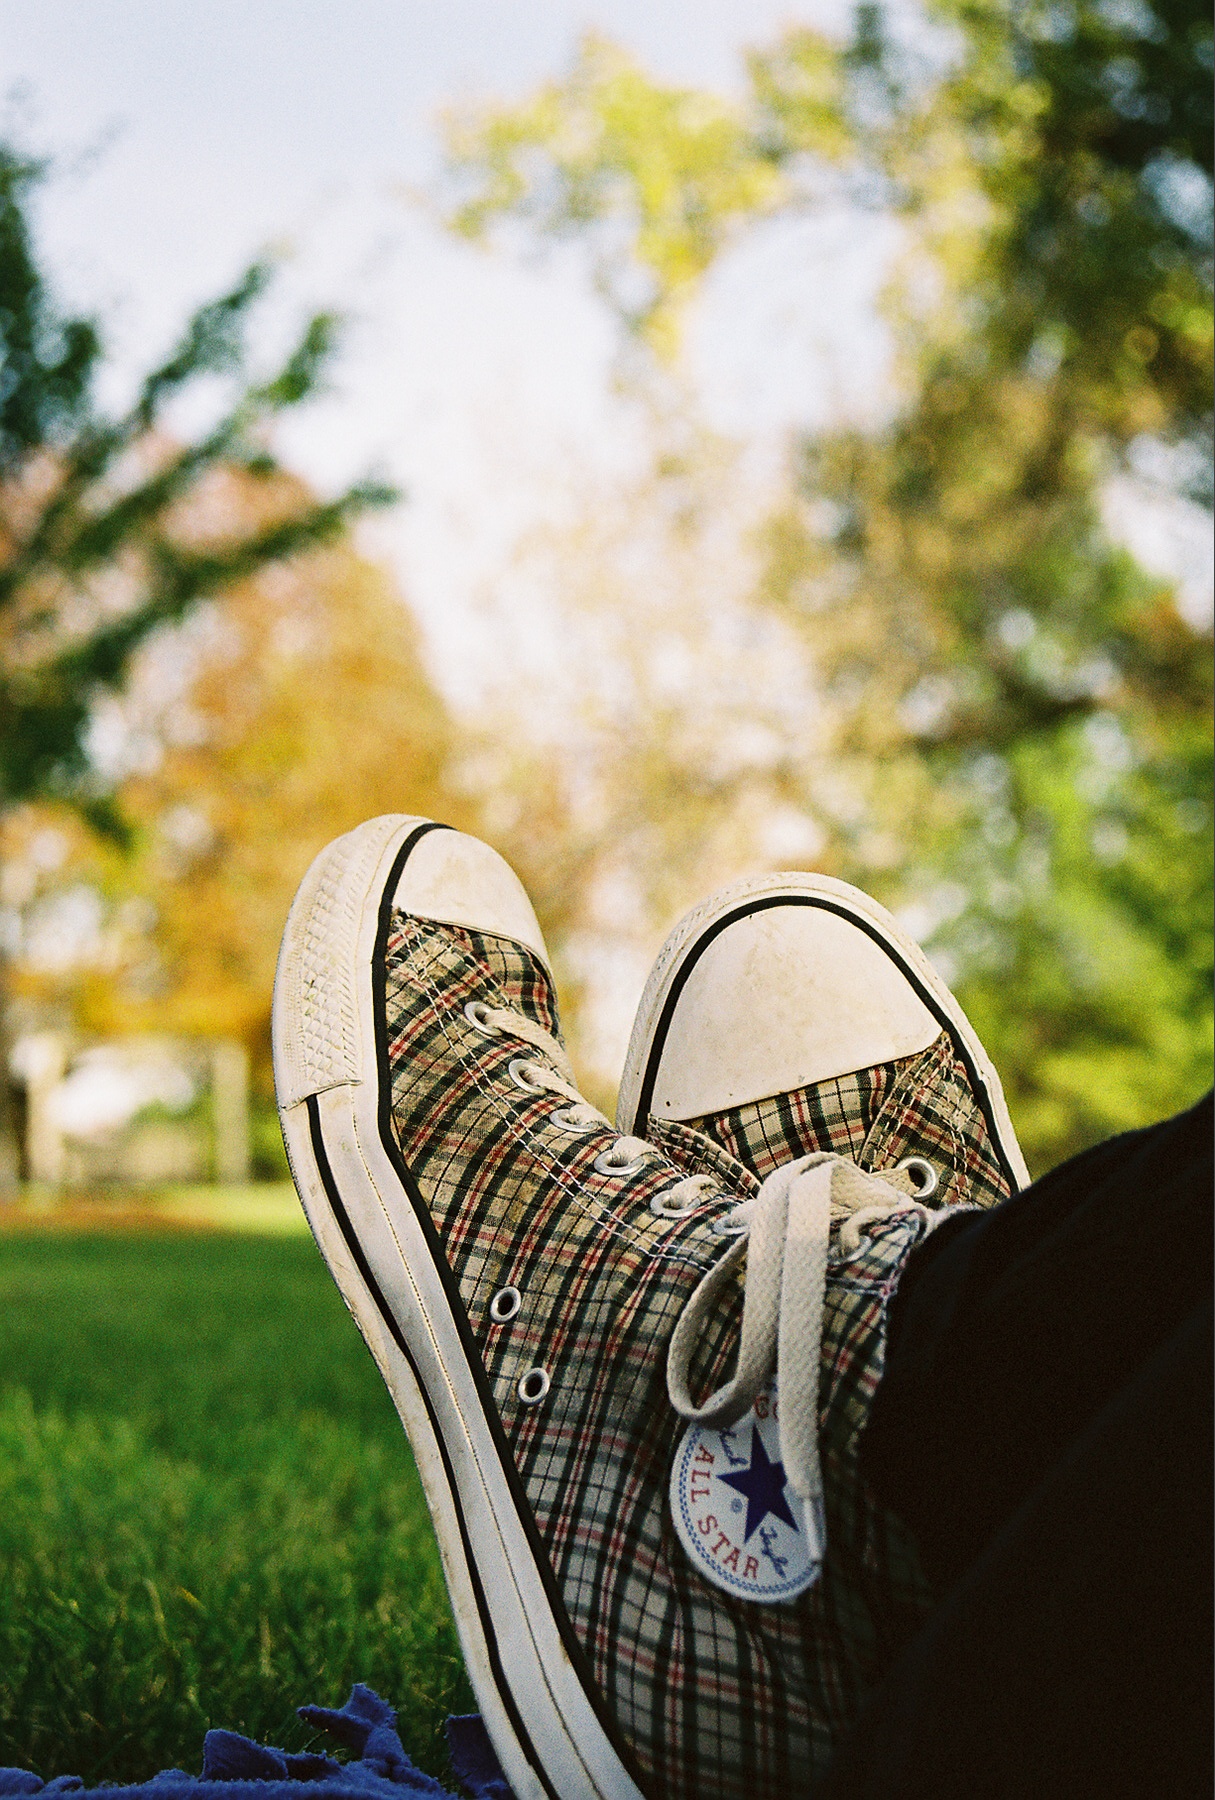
717, 1426, 800, 1542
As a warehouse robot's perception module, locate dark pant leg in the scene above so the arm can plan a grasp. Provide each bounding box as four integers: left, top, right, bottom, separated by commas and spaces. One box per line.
816, 1296, 1212, 1800
863, 1090, 1213, 1585
817, 1095, 1214, 1799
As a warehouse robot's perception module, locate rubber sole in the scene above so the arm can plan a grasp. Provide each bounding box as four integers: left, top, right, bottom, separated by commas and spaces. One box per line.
273, 815, 647, 1800
615, 871, 1029, 1193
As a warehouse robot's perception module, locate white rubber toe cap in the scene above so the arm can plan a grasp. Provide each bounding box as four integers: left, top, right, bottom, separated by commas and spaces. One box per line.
394, 827, 550, 968
618, 868, 1028, 1191
646, 902, 939, 1121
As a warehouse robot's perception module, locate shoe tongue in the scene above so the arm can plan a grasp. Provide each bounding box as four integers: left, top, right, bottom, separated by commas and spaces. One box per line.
462, 925, 564, 1044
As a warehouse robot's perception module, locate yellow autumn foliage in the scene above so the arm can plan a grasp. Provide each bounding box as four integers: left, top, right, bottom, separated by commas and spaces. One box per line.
77, 471, 465, 1095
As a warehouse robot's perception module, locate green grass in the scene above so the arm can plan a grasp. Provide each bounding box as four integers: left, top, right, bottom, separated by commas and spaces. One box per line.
0, 1230, 473, 1784
4, 1183, 310, 1236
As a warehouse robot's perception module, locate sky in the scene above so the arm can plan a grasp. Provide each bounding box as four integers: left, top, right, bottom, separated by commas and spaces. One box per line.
4, 3, 1210, 677
2, 0, 907, 696
9, 2, 1207, 679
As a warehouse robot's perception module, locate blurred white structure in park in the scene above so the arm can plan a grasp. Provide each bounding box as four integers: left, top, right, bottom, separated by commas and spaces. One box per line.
10, 1033, 250, 1187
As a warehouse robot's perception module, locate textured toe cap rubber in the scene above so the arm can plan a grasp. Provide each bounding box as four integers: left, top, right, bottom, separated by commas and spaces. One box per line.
274, 816, 549, 1111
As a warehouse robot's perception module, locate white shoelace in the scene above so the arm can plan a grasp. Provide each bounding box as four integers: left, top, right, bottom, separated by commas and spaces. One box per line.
667, 1154, 944, 1517
472, 1005, 715, 1212
473, 1005, 581, 1086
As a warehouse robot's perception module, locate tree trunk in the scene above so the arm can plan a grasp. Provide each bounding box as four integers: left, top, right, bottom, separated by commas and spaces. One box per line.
0, 947, 24, 1194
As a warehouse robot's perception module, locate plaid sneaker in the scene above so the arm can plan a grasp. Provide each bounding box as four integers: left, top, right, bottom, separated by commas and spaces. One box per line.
273, 820, 992, 1800
612, 874, 1030, 1773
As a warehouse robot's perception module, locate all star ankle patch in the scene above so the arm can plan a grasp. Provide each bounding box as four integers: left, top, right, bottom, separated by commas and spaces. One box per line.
670, 1383, 824, 1603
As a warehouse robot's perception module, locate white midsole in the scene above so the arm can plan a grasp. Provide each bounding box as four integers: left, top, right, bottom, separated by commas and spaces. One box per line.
616, 869, 1029, 1191
274, 816, 645, 1800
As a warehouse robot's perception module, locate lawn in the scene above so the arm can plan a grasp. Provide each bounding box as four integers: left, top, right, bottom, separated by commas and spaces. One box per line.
0, 1223, 474, 1784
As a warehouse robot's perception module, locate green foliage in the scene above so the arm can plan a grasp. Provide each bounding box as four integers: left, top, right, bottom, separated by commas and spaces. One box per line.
444, 33, 793, 355
773, 0, 1214, 1165
0, 151, 101, 469
918, 0, 1214, 447
944, 705, 1213, 1163
439, 1, 1212, 1169
0, 145, 395, 815
0, 1230, 471, 1782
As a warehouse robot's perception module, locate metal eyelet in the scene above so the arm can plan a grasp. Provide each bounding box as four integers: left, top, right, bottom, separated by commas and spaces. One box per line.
465, 1000, 500, 1035
549, 1107, 600, 1134
508, 1058, 548, 1095
711, 1214, 749, 1238
594, 1145, 648, 1178
517, 1366, 550, 1405
650, 1186, 705, 1219
489, 1286, 521, 1324
895, 1155, 940, 1200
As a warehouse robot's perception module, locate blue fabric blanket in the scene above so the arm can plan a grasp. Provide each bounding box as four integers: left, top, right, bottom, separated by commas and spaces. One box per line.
0, 1688, 512, 1800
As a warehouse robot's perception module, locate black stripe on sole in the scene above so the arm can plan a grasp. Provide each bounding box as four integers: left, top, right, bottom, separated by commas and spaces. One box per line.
304, 1090, 562, 1800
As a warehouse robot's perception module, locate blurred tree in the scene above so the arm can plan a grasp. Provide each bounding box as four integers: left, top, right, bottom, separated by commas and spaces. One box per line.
78, 478, 460, 1173
444, 32, 792, 361
751, 0, 1214, 1163
0, 149, 393, 818
440, 1, 1212, 1168
0, 144, 393, 1180
24, 470, 462, 1174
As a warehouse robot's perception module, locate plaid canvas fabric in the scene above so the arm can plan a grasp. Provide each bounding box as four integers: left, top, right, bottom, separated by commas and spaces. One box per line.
384, 915, 968, 1800
656, 1033, 1014, 1211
